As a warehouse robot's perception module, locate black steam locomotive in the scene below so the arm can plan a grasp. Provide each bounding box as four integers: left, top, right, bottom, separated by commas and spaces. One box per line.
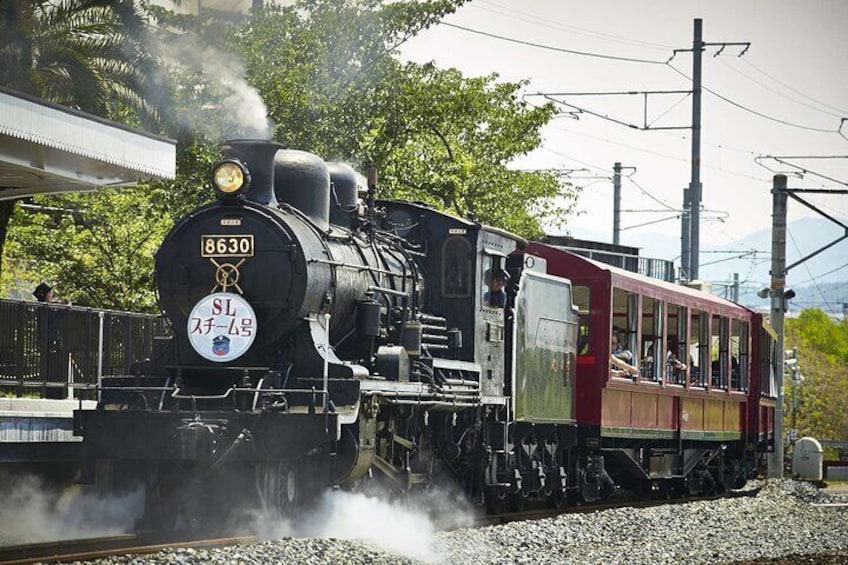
73, 139, 590, 529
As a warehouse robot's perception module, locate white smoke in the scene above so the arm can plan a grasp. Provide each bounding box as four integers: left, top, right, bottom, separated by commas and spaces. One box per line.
0, 473, 142, 543
150, 30, 273, 140
301, 490, 439, 562
250, 486, 476, 564
223, 78, 272, 139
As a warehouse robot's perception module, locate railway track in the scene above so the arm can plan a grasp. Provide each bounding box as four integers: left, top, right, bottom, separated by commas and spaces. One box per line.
0, 533, 257, 565
479, 486, 763, 527
0, 488, 763, 564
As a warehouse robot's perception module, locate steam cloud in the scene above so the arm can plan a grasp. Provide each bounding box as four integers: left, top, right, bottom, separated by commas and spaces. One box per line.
0, 472, 142, 543
149, 32, 273, 140
250, 486, 476, 563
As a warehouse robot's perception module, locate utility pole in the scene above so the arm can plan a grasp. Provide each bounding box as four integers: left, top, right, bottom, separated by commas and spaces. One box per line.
673, 20, 749, 281
732, 272, 739, 302
611, 162, 635, 245
680, 187, 690, 281
613, 162, 622, 245
689, 18, 703, 280
758, 177, 848, 476
767, 174, 788, 478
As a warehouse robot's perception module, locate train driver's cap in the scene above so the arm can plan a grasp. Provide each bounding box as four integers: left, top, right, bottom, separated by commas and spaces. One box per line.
492, 269, 510, 282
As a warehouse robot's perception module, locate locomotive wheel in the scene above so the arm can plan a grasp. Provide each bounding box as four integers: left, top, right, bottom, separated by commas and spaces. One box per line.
508, 491, 527, 512
484, 485, 508, 514
547, 489, 566, 509
257, 460, 298, 521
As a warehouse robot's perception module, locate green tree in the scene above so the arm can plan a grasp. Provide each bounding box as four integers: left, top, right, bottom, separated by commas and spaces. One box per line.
6, 186, 172, 310
233, 1, 574, 236
371, 64, 573, 236
785, 309, 848, 458
5, 0, 580, 307
0, 0, 162, 279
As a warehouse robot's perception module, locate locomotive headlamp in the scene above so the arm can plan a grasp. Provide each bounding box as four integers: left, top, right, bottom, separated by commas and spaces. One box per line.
212, 160, 250, 197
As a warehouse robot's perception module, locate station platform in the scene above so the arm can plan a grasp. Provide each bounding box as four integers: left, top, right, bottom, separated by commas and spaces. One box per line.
0, 397, 96, 462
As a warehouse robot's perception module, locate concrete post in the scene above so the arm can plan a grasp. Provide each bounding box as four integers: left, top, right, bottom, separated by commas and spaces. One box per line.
767, 174, 788, 478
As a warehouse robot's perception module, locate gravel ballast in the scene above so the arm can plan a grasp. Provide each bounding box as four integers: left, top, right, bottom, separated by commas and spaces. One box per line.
75, 480, 848, 565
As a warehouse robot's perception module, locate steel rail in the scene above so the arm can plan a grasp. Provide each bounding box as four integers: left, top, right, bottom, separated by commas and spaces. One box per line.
0, 534, 257, 565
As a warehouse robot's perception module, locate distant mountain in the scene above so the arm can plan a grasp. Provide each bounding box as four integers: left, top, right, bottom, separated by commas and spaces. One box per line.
565, 217, 847, 312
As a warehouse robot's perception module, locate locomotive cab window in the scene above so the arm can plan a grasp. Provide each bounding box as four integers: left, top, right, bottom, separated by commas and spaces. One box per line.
482, 254, 508, 309
442, 236, 472, 297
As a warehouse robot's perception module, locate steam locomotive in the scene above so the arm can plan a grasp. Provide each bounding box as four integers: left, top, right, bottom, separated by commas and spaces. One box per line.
74, 139, 776, 530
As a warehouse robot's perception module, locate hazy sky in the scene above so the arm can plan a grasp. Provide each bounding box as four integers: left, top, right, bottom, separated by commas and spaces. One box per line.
399, 0, 848, 256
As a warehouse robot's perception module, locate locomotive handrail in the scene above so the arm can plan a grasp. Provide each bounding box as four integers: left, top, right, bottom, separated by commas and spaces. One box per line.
368, 285, 408, 298
86, 385, 330, 398
440, 378, 480, 388
86, 385, 329, 406
307, 257, 412, 278
172, 386, 236, 400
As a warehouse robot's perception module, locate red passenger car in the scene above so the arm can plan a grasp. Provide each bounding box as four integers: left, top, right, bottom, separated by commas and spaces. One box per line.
526, 242, 777, 494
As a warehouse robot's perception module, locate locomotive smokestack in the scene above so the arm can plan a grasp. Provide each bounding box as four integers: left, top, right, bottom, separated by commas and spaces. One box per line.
219, 139, 284, 206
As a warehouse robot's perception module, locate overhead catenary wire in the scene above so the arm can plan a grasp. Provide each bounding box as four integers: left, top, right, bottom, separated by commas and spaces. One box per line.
792, 262, 848, 286
667, 63, 842, 133
699, 250, 761, 268
440, 20, 844, 135
739, 58, 848, 116
620, 214, 681, 231
524, 100, 774, 183
756, 156, 848, 188
626, 176, 677, 211
560, 127, 771, 182
540, 146, 614, 174
717, 58, 846, 119
474, 0, 676, 51
440, 17, 847, 272
439, 22, 669, 65
787, 228, 837, 316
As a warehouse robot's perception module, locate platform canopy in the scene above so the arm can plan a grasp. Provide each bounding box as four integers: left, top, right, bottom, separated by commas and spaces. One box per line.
0, 88, 176, 201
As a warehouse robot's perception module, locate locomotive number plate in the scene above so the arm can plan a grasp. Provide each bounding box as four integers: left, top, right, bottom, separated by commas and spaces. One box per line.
201, 234, 254, 258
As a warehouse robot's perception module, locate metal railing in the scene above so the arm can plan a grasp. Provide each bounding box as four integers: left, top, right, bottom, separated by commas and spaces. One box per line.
557, 247, 676, 282
0, 298, 169, 399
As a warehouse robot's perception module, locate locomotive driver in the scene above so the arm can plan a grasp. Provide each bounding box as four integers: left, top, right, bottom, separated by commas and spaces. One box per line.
485, 269, 509, 308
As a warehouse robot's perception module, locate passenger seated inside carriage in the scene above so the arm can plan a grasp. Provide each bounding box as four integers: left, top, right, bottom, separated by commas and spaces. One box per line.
610, 333, 639, 378
665, 338, 687, 384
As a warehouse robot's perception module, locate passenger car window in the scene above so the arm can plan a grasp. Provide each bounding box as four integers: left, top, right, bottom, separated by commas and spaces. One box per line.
573, 285, 591, 355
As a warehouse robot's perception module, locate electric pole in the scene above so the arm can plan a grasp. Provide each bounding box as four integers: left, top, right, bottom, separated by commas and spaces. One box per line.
613, 162, 622, 245
680, 187, 690, 281
673, 19, 749, 281
612, 162, 636, 245
732, 272, 739, 302
767, 174, 788, 478
689, 18, 703, 280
